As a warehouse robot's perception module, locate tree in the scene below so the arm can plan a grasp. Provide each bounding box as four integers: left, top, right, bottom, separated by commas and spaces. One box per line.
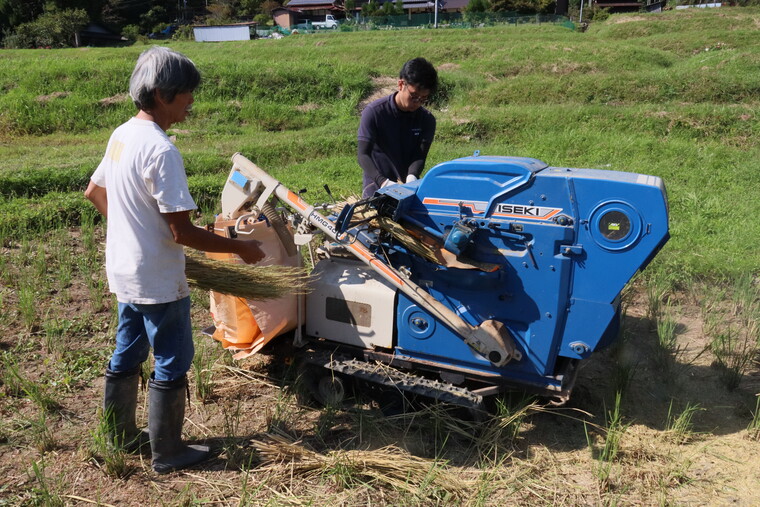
0, 0, 45, 34
140, 5, 167, 33
362, 1, 379, 17
253, 13, 270, 24
381, 0, 395, 15
344, 0, 355, 18
489, 0, 554, 14
1, 0, 193, 44
206, 0, 238, 24
9, 6, 89, 48
100, 0, 181, 33
465, 0, 489, 12
51, 0, 110, 21
260, 0, 281, 18
240, 0, 263, 17
463, 0, 489, 23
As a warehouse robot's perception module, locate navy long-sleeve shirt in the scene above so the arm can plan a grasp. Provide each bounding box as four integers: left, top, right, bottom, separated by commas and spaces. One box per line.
357, 92, 435, 198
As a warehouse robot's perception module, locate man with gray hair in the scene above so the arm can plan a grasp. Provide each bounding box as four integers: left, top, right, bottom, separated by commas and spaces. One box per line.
85, 46, 264, 474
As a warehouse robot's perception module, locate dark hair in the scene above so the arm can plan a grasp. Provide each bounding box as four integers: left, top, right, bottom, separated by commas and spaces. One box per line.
399, 57, 438, 92
129, 46, 201, 111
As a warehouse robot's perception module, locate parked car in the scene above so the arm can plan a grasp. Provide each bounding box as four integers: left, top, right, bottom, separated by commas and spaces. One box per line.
295, 15, 339, 31
312, 14, 339, 29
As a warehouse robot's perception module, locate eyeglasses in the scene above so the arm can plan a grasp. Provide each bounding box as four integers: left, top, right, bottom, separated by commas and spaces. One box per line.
403, 82, 430, 104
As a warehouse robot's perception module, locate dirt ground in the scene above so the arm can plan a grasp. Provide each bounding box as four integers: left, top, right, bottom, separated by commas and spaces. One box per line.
0, 229, 758, 505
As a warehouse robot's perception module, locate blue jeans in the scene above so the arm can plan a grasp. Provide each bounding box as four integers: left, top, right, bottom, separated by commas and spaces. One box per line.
109, 297, 194, 382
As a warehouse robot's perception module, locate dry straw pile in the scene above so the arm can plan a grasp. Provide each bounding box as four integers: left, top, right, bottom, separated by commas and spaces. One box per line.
251, 432, 470, 498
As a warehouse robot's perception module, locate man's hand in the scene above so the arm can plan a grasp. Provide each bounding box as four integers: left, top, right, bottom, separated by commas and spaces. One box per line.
164, 211, 267, 263
237, 239, 266, 264
380, 178, 400, 189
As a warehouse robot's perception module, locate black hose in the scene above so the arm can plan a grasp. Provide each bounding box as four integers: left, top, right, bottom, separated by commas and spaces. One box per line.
261, 199, 298, 257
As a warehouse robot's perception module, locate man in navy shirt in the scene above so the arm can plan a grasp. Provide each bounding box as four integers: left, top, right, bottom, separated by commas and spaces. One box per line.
358, 58, 438, 198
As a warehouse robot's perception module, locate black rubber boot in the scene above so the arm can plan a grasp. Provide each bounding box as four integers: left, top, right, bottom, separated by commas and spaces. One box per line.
103, 365, 150, 453
149, 374, 210, 474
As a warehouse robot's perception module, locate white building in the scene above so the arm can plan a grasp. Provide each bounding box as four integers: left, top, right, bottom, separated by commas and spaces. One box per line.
193, 23, 256, 42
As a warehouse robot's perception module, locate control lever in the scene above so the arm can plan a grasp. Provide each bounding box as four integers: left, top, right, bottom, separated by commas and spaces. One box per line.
323, 184, 337, 204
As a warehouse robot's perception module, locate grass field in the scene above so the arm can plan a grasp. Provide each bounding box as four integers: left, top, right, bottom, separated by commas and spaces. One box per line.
0, 7, 759, 505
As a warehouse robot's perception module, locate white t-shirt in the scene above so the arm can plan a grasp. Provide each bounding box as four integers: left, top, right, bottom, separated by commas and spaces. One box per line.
91, 117, 197, 304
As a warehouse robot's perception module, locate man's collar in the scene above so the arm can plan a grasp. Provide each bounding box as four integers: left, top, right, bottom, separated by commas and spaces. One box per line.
389, 91, 399, 113
390, 91, 416, 115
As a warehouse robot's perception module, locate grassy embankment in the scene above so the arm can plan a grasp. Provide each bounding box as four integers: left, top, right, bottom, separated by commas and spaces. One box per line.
1, 9, 759, 279
0, 8, 759, 505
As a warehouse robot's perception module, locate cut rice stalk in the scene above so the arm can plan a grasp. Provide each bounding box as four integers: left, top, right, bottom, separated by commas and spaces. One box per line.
251, 433, 470, 497
185, 251, 310, 301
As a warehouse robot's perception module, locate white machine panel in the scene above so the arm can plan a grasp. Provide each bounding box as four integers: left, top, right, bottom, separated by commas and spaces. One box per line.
306, 258, 397, 349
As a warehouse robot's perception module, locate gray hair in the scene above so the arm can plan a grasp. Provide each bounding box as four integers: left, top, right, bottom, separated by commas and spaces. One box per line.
129, 46, 201, 111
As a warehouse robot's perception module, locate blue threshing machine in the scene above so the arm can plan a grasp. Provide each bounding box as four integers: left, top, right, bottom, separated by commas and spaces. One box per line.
216, 152, 669, 409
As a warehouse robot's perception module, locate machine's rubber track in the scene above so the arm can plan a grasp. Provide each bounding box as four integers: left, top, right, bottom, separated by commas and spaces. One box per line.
303, 350, 485, 411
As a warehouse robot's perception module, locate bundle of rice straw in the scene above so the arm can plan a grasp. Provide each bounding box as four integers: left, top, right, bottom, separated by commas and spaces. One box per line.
335, 198, 439, 264
251, 432, 470, 498
336, 198, 498, 271
185, 251, 310, 301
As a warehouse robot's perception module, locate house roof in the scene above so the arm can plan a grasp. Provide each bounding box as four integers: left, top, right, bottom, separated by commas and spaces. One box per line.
593, 0, 641, 5
402, 1, 436, 7
294, 5, 344, 10
79, 22, 126, 43
282, 0, 344, 11
192, 21, 257, 28
286, 0, 341, 6
283, 0, 461, 11
441, 0, 469, 9
82, 23, 117, 35
378, 0, 461, 8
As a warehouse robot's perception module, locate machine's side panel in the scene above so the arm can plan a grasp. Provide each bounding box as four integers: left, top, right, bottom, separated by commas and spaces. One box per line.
417, 156, 547, 207
396, 157, 577, 380
544, 168, 669, 359
305, 259, 397, 349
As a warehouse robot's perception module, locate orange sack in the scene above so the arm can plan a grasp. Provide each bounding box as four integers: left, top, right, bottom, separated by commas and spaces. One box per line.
208, 216, 299, 359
